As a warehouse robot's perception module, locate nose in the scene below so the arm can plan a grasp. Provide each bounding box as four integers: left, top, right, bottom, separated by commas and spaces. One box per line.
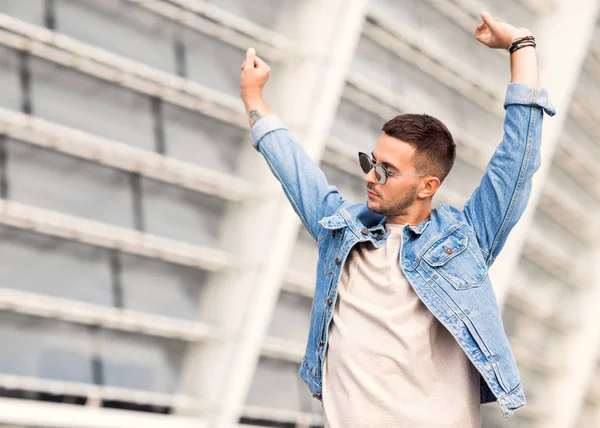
364, 166, 378, 186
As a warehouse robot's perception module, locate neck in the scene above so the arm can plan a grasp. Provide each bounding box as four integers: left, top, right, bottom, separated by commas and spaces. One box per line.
385, 202, 432, 226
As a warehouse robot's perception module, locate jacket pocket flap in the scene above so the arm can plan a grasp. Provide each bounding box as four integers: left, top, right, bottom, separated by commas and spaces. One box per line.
423, 232, 468, 266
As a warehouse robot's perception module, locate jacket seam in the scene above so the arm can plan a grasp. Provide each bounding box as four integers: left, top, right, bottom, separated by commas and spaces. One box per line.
488, 106, 537, 259
262, 154, 317, 240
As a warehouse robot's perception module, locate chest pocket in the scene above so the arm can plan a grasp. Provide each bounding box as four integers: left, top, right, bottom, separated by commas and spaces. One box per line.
422, 229, 487, 290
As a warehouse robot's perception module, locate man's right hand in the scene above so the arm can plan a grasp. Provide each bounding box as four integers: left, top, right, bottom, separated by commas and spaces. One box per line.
240, 48, 271, 103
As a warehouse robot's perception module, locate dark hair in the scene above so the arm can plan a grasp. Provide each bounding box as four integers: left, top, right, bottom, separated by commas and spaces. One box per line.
382, 114, 456, 182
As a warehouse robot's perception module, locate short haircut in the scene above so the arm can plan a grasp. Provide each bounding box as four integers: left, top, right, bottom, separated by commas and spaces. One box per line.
382, 114, 456, 182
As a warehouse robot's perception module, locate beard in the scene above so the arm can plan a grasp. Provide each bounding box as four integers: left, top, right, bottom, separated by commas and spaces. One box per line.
368, 184, 418, 216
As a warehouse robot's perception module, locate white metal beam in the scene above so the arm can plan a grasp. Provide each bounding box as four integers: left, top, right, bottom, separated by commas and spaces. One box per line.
0, 288, 219, 342
0, 373, 202, 413
0, 14, 246, 127
0, 397, 203, 428
488, 0, 600, 306
0, 199, 236, 272
0, 108, 256, 202
124, 0, 301, 62
363, 11, 504, 115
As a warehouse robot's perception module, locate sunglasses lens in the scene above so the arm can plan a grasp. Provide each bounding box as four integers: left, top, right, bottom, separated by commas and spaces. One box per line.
359, 154, 372, 174
375, 164, 386, 184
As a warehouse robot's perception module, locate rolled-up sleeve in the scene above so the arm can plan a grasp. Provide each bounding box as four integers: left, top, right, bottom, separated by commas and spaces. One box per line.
504, 82, 556, 116
250, 115, 288, 150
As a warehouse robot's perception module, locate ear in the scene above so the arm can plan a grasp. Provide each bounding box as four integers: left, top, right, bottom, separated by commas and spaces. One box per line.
417, 176, 441, 199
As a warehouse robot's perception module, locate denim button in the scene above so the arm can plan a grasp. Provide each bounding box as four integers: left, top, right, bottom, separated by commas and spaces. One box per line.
319, 339, 324, 346
361, 228, 369, 235
432, 274, 438, 279
335, 258, 341, 265
445, 247, 453, 255
326, 298, 333, 306
332, 230, 336, 238
316, 392, 322, 399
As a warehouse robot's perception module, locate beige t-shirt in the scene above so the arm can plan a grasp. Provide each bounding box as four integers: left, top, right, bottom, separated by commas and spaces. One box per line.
322, 223, 481, 428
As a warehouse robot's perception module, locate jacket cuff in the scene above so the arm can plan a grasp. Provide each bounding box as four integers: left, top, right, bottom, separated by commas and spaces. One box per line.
504, 83, 556, 117
250, 115, 288, 150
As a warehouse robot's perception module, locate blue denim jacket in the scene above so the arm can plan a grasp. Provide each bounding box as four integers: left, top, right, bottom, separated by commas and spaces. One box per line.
251, 83, 555, 418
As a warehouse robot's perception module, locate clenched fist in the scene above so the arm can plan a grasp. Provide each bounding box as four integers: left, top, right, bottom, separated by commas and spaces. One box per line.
240, 48, 270, 102
475, 12, 532, 50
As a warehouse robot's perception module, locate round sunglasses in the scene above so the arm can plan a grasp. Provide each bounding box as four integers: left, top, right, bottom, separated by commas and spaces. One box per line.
358, 152, 426, 185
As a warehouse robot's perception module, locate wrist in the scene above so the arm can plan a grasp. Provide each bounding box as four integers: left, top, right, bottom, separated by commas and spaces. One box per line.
506, 29, 533, 49
241, 92, 263, 105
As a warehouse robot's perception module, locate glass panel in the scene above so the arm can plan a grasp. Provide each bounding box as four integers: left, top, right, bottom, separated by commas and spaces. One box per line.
30, 58, 155, 151
6, 139, 135, 228
0, 226, 113, 306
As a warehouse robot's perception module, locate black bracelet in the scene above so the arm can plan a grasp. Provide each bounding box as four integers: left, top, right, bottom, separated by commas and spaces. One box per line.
508, 35, 536, 54
509, 35, 535, 49
510, 42, 536, 54
509, 41, 536, 54
509, 40, 536, 53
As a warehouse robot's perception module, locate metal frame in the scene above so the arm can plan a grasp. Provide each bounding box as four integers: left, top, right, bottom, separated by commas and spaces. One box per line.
0, 288, 219, 342
0, 373, 202, 413
0, 396, 203, 428
124, 0, 301, 62
0, 14, 247, 127
363, 11, 504, 116
0, 108, 256, 202
0, 199, 236, 272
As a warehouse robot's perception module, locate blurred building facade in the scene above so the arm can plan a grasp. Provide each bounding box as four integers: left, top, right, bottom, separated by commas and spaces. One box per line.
0, 0, 598, 427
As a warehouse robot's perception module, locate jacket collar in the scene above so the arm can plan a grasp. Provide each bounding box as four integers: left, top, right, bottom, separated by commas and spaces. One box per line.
320, 202, 433, 236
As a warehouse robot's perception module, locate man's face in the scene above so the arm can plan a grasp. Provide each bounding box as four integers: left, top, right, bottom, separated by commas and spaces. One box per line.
364, 133, 422, 216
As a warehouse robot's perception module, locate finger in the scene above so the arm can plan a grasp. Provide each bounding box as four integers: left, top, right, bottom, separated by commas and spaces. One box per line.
474, 23, 486, 36
240, 60, 246, 71
254, 55, 269, 69
480, 11, 498, 31
243, 47, 256, 70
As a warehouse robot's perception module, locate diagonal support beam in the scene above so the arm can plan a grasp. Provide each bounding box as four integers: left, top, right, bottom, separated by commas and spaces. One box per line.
175, 1, 371, 427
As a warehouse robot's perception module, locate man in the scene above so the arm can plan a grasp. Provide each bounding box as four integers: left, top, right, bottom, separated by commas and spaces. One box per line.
240, 11, 555, 428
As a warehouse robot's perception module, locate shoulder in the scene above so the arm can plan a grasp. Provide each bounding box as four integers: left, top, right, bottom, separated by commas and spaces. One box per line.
434, 203, 465, 222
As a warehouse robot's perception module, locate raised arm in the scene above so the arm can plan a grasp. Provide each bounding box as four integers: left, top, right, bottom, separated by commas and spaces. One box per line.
240, 48, 346, 241
463, 13, 556, 265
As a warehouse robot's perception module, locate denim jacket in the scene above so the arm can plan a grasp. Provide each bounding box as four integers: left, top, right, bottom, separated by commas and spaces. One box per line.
251, 83, 555, 418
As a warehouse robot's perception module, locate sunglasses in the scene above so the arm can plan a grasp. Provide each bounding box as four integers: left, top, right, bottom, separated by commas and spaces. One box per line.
358, 152, 426, 185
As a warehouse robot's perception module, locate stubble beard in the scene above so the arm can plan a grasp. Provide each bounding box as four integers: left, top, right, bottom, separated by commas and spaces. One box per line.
368, 185, 418, 217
